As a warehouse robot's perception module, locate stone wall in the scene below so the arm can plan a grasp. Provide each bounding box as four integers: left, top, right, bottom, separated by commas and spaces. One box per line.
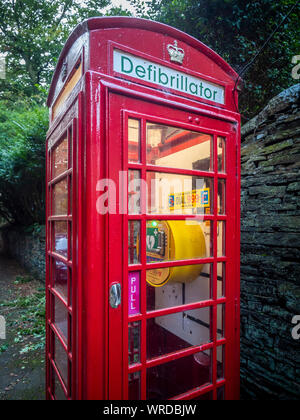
0, 225, 46, 282
240, 84, 300, 399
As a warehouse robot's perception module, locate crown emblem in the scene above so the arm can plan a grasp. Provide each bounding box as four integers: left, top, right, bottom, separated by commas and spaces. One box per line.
167, 40, 185, 64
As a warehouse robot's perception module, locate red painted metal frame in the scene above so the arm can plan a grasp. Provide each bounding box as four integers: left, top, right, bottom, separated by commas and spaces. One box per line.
46, 107, 79, 400
46, 17, 241, 401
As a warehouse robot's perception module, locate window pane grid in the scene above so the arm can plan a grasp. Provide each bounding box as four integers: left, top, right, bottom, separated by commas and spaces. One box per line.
50, 287, 72, 311
146, 122, 213, 172
127, 302, 226, 325
126, 118, 228, 400
49, 257, 72, 272
147, 307, 213, 360
128, 322, 141, 365
128, 337, 227, 371
68, 127, 73, 170
217, 345, 225, 381
49, 325, 74, 361
128, 118, 141, 163
147, 264, 213, 312
47, 123, 75, 401
53, 333, 68, 385
172, 384, 215, 400
128, 163, 224, 182
51, 360, 69, 400
146, 349, 213, 400
52, 221, 68, 258
144, 165, 216, 178
217, 137, 226, 174
52, 136, 68, 179
68, 175, 73, 216
52, 259, 68, 302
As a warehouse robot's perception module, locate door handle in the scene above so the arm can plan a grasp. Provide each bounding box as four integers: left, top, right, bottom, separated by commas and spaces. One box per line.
110, 283, 122, 309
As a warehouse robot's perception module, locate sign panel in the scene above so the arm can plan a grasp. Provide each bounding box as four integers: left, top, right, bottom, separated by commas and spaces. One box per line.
113, 49, 225, 105
128, 272, 140, 316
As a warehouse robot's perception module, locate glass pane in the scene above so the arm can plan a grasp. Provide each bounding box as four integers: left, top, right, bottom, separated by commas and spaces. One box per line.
147, 172, 213, 215
54, 335, 68, 385
68, 314, 72, 351
146, 220, 213, 267
217, 137, 226, 173
217, 346, 225, 380
147, 307, 212, 359
128, 221, 140, 265
48, 187, 51, 215
128, 322, 141, 365
128, 170, 141, 214
53, 221, 68, 258
128, 119, 140, 163
217, 304, 225, 340
146, 123, 213, 172
128, 272, 140, 316
147, 264, 212, 310
53, 179, 68, 216
218, 180, 226, 215
217, 222, 225, 257
53, 368, 67, 400
54, 296, 68, 343
217, 386, 225, 400
53, 260, 68, 302
147, 350, 212, 400
52, 137, 68, 179
217, 263, 225, 299
129, 372, 141, 400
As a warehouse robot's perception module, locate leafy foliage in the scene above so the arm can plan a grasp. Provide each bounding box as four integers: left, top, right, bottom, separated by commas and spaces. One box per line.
1, 287, 46, 355
130, 0, 300, 120
0, 0, 133, 225
0, 103, 48, 225
0, 0, 112, 103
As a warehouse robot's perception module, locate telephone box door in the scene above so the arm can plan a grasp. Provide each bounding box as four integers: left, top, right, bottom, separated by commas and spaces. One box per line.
107, 92, 240, 400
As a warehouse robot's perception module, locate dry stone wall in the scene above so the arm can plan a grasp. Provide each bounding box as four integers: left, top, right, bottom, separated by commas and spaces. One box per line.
0, 225, 46, 282
240, 84, 300, 400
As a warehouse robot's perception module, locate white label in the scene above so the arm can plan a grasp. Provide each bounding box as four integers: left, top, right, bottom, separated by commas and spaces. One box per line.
113, 49, 225, 105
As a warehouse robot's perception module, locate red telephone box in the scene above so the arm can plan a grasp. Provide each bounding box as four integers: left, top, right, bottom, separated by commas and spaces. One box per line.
46, 17, 241, 401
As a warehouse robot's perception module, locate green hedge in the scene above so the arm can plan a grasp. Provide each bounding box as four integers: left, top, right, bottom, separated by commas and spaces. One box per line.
0, 104, 48, 225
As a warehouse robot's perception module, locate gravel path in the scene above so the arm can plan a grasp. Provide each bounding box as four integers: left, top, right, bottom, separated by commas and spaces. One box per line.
0, 255, 45, 400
